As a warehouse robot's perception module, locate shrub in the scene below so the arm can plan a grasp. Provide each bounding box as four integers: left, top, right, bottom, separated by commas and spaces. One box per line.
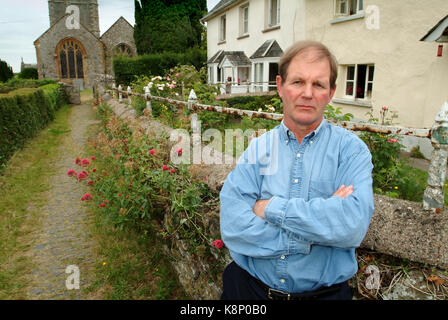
18, 68, 38, 80
113, 48, 207, 86
0, 84, 68, 167
0, 59, 13, 83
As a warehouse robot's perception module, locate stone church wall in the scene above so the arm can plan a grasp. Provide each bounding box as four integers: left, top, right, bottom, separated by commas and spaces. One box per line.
101, 18, 137, 76
35, 18, 105, 89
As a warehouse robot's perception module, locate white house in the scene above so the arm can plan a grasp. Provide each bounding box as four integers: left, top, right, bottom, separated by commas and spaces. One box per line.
201, 0, 306, 94
202, 0, 448, 130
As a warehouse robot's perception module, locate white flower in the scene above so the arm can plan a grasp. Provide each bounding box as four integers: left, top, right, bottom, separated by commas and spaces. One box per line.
258, 108, 262, 113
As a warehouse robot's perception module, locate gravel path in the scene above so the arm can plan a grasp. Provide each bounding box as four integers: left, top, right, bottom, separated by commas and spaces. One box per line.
25, 101, 101, 299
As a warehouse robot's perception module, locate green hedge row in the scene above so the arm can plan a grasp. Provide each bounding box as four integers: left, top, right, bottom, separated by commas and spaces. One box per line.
0, 83, 68, 166
0, 78, 57, 94
113, 48, 206, 85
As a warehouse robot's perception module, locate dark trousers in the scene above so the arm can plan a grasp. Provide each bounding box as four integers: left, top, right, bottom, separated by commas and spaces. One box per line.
221, 261, 353, 300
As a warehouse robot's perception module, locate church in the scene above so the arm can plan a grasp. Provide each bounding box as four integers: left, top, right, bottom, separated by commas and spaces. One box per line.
34, 0, 136, 89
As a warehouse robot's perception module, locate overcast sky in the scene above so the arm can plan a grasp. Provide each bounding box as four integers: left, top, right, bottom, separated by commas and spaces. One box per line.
0, 0, 220, 73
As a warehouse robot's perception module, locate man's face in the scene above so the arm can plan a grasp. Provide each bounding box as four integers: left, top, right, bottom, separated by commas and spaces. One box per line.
277, 49, 336, 133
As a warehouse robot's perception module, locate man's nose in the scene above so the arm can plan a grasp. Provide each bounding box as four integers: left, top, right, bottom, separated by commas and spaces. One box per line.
302, 83, 313, 98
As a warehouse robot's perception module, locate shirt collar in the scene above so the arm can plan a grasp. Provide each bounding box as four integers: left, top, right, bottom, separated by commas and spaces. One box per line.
280, 118, 327, 143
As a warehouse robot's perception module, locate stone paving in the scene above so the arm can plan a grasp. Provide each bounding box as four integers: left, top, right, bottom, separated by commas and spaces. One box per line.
24, 100, 101, 299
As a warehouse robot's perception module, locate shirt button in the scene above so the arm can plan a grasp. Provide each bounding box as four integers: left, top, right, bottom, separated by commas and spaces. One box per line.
294, 179, 299, 184
280, 279, 285, 284
281, 255, 286, 260
296, 153, 301, 158
310, 141, 314, 144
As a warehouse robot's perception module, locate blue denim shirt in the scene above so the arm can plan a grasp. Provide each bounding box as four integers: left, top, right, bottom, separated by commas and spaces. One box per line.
219, 119, 374, 293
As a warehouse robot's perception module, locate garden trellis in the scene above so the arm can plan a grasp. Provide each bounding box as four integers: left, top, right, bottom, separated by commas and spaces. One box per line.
109, 83, 448, 212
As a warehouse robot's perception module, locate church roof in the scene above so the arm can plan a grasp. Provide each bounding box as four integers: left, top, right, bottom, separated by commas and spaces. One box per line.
34, 13, 101, 44
100, 16, 134, 39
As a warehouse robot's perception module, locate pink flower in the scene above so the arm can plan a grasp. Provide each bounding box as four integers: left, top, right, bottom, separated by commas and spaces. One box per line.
81, 193, 93, 201
81, 158, 90, 167
212, 239, 224, 249
169, 169, 176, 174
118, 193, 122, 197
126, 195, 129, 199
92, 168, 97, 172
382, 106, 388, 111
67, 169, 77, 177
175, 73, 179, 77
149, 149, 156, 155
77, 172, 88, 182
176, 148, 183, 156
203, 177, 207, 181
162, 165, 169, 171
75, 158, 81, 165
99, 203, 106, 208
90, 156, 96, 160
87, 180, 94, 186
388, 138, 398, 143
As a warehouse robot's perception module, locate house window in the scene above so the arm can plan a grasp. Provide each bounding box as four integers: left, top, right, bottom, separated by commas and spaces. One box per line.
220, 15, 226, 42
345, 64, 374, 99
335, 0, 363, 16
268, 0, 280, 27
240, 4, 249, 35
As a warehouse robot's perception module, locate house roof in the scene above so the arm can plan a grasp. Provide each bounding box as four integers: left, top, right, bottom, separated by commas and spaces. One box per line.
201, 0, 242, 22
421, 15, 448, 42
208, 50, 251, 66
250, 40, 283, 59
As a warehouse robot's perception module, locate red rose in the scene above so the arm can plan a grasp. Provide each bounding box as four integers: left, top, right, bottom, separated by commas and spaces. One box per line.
212, 239, 224, 249
67, 169, 77, 177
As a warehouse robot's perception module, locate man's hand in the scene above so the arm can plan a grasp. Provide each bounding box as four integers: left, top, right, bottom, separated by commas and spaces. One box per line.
253, 185, 353, 219
253, 199, 271, 219
332, 185, 354, 199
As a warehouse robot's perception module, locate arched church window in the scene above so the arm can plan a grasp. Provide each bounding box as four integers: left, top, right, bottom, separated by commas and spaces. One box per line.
114, 43, 133, 57
57, 38, 85, 79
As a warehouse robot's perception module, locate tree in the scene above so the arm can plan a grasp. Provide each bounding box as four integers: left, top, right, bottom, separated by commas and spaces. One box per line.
0, 59, 14, 83
18, 67, 38, 80
134, 0, 207, 55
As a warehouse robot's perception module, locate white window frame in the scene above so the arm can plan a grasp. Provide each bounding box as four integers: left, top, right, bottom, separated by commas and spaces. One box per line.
239, 4, 249, 36
334, 0, 363, 16
219, 15, 226, 42
268, 0, 280, 27
344, 64, 374, 100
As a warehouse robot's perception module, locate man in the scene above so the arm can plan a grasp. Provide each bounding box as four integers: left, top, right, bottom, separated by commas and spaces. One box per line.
219, 40, 374, 300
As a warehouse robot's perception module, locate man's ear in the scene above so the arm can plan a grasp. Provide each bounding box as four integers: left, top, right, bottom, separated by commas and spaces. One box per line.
276, 75, 283, 98
329, 85, 337, 102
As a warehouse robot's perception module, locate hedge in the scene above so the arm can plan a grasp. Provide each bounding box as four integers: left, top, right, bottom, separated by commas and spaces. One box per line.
0, 83, 68, 167
113, 48, 206, 85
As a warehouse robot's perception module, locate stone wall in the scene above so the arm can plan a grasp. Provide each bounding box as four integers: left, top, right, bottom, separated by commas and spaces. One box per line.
35, 16, 105, 89
100, 17, 136, 76
104, 95, 448, 299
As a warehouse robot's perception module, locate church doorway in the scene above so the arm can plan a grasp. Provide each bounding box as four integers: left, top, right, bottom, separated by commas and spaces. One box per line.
56, 38, 86, 87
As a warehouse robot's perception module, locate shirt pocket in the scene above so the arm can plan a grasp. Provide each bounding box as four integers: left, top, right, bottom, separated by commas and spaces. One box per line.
309, 179, 334, 200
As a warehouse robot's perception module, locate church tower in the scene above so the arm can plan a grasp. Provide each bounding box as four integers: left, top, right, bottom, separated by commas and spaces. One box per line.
48, 0, 100, 37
